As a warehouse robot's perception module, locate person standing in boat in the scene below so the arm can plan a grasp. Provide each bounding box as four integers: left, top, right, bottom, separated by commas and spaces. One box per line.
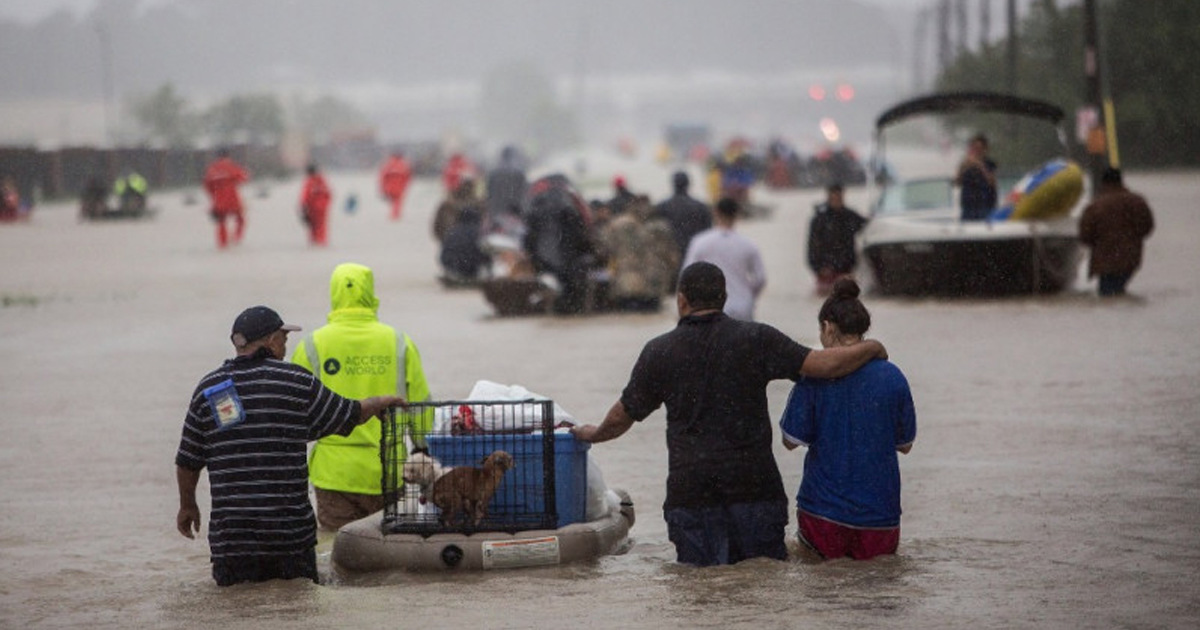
483, 145, 528, 239
1078, 167, 1155, 297
439, 204, 491, 283
954, 134, 997, 221
523, 176, 595, 315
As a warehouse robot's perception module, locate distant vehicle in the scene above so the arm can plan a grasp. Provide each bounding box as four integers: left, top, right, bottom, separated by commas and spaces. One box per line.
79, 176, 154, 221
763, 143, 866, 190
807, 147, 867, 187
663, 123, 712, 163
860, 91, 1085, 297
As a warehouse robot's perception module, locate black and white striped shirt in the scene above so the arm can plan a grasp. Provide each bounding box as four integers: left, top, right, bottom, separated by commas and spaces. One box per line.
176, 349, 361, 561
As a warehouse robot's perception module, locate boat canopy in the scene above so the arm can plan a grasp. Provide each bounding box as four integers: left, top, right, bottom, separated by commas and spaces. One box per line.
875, 91, 1065, 130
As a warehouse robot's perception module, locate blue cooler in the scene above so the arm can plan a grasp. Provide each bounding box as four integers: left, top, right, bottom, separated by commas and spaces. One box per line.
426, 430, 589, 528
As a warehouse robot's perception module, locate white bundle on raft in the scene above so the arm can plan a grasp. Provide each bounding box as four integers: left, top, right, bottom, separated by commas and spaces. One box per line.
432, 380, 577, 432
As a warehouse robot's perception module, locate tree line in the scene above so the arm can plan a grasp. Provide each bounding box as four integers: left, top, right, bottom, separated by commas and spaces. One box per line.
935, 0, 1199, 167
126, 84, 370, 149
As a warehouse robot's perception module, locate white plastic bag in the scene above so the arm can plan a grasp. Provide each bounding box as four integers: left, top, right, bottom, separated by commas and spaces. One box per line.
585, 454, 613, 521
430, 380, 577, 432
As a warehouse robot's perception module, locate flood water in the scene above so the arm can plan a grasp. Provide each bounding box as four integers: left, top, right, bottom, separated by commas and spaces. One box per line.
0, 153, 1197, 629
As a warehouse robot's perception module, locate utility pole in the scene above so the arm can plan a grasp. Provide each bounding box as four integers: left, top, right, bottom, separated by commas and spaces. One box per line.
914, 7, 930, 92
1082, 0, 1107, 187
938, 0, 952, 72
574, 16, 589, 149
96, 19, 114, 146
980, 0, 991, 50
956, 0, 969, 56
1006, 0, 1017, 95
1004, 0, 1019, 141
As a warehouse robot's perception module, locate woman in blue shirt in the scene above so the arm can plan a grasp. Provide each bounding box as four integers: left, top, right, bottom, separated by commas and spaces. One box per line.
780, 278, 916, 560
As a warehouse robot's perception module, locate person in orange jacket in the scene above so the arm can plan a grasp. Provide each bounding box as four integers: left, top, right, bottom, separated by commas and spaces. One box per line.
441, 152, 477, 196
300, 163, 332, 246
204, 149, 251, 248
379, 152, 412, 221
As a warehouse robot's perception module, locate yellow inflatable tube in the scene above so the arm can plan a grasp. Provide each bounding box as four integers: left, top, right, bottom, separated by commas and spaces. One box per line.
995, 159, 1084, 221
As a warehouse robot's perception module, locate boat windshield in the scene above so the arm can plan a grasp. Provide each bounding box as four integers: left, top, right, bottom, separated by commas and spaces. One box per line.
876, 178, 953, 214
871, 97, 1069, 216
875, 174, 1025, 215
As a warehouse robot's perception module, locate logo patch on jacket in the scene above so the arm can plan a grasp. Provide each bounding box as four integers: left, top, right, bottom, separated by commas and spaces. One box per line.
202, 379, 245, 431
323, 358, 341, 375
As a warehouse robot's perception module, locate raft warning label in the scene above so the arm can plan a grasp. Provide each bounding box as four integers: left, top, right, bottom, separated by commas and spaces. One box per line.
481, 536, 561, 569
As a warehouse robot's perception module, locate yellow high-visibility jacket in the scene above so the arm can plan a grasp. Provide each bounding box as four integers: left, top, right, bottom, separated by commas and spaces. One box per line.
291, 263, 432, 495
114, 172, 148, 195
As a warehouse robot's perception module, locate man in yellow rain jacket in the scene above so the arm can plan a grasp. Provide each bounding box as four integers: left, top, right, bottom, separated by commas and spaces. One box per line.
292, 262, 433, 530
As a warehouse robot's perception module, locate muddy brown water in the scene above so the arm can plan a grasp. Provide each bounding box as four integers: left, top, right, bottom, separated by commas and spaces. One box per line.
1, 158, 1197, 629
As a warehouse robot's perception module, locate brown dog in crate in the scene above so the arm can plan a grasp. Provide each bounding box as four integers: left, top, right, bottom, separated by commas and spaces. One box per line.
430, 450, 514, 527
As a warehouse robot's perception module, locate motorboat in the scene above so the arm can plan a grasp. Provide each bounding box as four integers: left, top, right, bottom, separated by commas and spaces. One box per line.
859, 92, 1086, 297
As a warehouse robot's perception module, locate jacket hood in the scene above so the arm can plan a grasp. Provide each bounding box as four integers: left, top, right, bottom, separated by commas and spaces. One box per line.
329, 263, 379, 312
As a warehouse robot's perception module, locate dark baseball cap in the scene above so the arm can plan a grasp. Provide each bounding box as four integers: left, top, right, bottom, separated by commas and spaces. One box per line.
230, 305, 300, 347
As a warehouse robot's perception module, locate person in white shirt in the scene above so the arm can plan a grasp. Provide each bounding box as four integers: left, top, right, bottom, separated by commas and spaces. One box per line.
682, 197, 766, 321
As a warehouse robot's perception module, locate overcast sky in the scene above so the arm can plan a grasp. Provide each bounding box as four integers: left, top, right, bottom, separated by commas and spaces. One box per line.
1, 0, 105, 22
0, 0, 956, 23
0, 0, 1058, 27
0, 0, 1048, 146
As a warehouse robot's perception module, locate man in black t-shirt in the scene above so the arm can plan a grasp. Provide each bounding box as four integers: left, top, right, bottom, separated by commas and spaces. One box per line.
572, 262, 887, 566
807, 183, 867, 295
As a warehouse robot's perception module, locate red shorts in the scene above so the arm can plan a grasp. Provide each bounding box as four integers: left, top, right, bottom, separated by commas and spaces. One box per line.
798, 511, 899, 561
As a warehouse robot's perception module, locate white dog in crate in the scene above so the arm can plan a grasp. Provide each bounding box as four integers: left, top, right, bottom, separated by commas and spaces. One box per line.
402, 452, 451, 515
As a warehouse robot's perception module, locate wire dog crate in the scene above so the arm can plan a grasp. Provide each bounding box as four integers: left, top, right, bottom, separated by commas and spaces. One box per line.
381, 399, 589, 536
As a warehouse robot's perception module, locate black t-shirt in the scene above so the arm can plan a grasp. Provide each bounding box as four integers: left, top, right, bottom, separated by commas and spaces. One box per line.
441, 220, 489, 277
655, 194, 712, 257
960, 158, 998, 218
807, 204, 868, 274
620, 311, 810, 509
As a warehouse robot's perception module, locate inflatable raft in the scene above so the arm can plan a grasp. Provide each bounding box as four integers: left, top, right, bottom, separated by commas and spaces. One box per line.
332, 489, 635, 572
990, 158, 1084, 221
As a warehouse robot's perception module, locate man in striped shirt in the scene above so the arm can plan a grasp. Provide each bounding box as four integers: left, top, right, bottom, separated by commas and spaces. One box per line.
175, 305, 404, 586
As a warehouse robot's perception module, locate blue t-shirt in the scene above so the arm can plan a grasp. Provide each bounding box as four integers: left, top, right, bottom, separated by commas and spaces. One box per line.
779, 359, 916, 528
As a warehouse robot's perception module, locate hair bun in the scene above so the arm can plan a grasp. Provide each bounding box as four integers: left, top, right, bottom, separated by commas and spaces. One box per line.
830, 278, 861, 300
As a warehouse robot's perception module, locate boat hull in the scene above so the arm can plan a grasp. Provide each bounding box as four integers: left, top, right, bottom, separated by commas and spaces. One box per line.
863, 234, 1081, 296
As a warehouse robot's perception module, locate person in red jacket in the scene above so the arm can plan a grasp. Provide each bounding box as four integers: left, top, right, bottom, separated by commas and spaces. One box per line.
441, 152, 477, 196
379, 152, 412, 221
204, 149, 251, 248
300, 163, 332, 246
